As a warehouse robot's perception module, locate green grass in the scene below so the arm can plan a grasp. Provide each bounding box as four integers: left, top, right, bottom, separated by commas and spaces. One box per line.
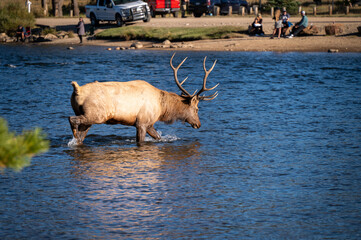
95, 26, 248, 41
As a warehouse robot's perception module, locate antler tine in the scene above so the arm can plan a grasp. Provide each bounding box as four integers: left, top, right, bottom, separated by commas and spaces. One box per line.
197, 56, 219, 98
180, 76, 188, 86
170, 53, 193, 97
199, 91, 219, 101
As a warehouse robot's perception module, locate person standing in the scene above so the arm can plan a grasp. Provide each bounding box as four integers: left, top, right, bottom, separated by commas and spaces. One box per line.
76, 17, 85, 44
288, 11, 308, 38
270, 8, 282, 39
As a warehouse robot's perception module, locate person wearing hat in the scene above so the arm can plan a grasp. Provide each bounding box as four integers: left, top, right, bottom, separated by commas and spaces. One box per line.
288, 10, 308, 38
281, 9, 292, 36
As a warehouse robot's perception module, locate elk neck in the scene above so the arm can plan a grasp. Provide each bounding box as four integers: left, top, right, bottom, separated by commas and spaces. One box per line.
159, 91, 192, 124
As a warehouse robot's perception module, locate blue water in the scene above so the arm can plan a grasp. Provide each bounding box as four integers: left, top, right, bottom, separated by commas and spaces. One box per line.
1, 45, 361, 239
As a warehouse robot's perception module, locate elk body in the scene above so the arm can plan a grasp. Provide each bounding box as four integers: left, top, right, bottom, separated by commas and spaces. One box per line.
68, 54, 218, 144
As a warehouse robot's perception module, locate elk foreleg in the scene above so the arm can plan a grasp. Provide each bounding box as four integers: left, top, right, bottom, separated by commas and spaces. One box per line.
69, 116, 92, 144
147, 126, 161, 140
78, 124, 92, 143
136, 125, 147, 143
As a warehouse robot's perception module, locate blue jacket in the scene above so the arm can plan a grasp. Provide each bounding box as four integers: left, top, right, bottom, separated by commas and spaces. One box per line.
298, 15, 308, 28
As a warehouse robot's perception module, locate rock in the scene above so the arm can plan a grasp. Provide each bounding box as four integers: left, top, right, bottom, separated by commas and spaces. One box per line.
0, 33, 9, 42
152, 44, 164, 48
300, 25, 319, 36
57, 31, 68, 38
163, 39, 171, 45
328, 49, 339, 53
180, 43, 193, 48
107, 48, 112, 51
130, 42, 143, 49
44, 33, 58, 39
115, 47, 121, 50
67, 47, 74, 50
325, 24, 344, 35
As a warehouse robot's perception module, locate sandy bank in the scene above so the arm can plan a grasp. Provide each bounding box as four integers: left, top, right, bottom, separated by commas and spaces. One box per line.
31, 17, 361, 52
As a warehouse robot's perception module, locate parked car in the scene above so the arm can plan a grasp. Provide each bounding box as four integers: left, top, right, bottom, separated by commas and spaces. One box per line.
188, 0, 214, 17
219, 0, 248, 14
85, 0, 150, 27
147, 0, 180, 17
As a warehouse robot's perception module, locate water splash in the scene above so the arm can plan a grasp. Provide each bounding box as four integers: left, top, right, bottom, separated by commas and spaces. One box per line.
67, 137, 79, 147
145, 132, 180, 142
5, 64, 17, 68
126, 131, 181, 143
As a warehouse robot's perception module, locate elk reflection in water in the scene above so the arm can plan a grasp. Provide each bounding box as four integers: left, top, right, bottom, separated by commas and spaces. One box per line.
63, 142, 203, 234
65, 141, 202, 177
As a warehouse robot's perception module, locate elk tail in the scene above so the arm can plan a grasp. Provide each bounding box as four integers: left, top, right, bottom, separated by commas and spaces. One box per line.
71, 81, 81, 95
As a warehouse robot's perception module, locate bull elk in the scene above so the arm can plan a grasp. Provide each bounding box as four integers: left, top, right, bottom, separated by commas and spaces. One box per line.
69, 54, 219, 144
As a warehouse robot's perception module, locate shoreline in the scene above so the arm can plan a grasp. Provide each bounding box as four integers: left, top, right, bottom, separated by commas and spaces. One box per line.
4, 17, 361, 52
11, 34, 361, 53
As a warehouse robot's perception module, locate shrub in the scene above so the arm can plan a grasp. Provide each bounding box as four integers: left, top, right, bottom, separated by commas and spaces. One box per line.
264, 0, 301, 15
42, 27, 58, 35
0, 0, 35, 35
0, 118, 49, 172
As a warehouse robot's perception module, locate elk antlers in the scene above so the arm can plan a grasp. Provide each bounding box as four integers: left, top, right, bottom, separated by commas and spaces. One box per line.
170, 53, 219, 101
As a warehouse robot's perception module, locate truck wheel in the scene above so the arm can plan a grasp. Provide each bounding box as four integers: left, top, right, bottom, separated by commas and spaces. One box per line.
116, 14, 124, 27
90, 13, 99, 26
143, 12, 151, 22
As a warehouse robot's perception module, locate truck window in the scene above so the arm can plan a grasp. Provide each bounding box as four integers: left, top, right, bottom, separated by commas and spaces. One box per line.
106, 0, 112, 7
113, 0, 138, 5
98, 0, 105, 6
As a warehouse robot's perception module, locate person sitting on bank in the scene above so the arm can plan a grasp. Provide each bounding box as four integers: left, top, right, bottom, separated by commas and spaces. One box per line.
249, 14, 264, 36
16, 25, 26, 42
281, 9, 292, 37
288, 11, 308, 38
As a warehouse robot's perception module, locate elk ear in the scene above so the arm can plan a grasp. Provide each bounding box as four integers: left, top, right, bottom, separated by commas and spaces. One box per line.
191, 96, 199, 105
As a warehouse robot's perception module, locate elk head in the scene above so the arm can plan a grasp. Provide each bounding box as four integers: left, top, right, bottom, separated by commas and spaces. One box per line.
170, 53, 219, 129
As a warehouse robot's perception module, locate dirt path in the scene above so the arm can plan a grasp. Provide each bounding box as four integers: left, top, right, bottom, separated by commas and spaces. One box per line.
35, 16, 361, 52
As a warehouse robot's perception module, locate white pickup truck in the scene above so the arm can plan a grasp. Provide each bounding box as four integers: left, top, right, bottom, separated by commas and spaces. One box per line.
85, 0, 151, 27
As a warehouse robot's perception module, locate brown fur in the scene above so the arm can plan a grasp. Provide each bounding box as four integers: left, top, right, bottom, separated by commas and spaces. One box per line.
69, 55, 218, 145
69, 80, 201, 144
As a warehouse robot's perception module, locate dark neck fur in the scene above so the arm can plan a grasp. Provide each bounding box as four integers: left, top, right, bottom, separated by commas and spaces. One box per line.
159, 91, 190, 124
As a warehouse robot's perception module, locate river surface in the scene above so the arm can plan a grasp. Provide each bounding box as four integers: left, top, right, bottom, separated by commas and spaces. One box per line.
0, 45, 361, 239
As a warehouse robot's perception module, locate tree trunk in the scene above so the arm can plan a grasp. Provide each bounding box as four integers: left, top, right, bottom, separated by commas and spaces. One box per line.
42, 0, 48, 16
58, 0, 64, 17
52, 0, 59, 16
73, 0, 79, 17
